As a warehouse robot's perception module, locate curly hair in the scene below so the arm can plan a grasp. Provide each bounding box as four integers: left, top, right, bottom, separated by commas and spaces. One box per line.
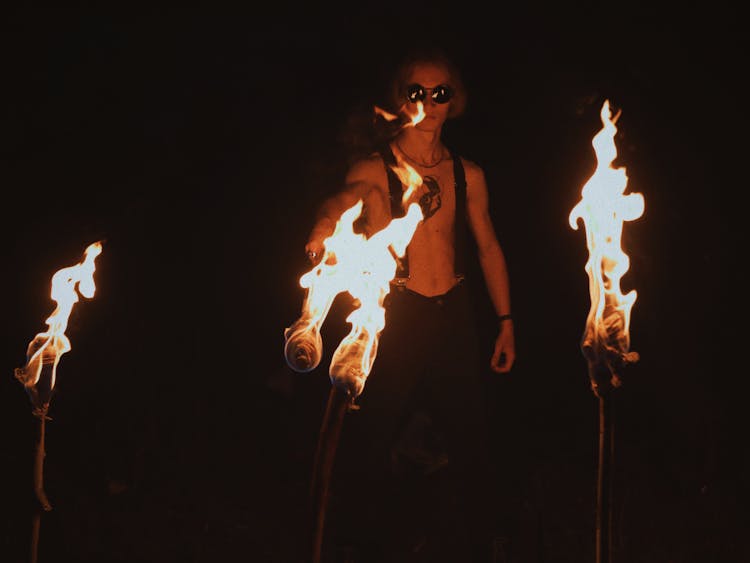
386, 46, 467, 119
336, 46, 468, 166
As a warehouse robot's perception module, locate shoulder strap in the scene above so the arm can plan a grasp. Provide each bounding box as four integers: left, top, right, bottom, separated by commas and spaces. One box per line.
378, 143, 406, 218
451, 149, 466, 219
450, 150, 469, 277
378, 143, 410, 279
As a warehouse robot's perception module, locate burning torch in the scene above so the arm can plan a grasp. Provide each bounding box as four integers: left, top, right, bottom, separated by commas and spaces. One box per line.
285, 158, 424, 563
569, 100, 644, 563
14, 241, 102, 563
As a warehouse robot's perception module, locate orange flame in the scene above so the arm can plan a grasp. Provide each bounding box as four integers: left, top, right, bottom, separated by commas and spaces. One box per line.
374, 106, 399, 122
15, 242, 103, 401
569, 100, 644, 388
374, 101, 425, 128
285, 165, 424, 398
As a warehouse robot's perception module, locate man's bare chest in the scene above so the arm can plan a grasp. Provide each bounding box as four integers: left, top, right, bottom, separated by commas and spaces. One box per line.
415, 168, 455, 228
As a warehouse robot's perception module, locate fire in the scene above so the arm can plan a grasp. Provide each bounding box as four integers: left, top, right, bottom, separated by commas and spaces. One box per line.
569, 100, 644, 392
374, 106, 399, 122
15, 241, 103, 409
374, 101, 425, 127
404, 101, 425, 126
285, 165, 424, 398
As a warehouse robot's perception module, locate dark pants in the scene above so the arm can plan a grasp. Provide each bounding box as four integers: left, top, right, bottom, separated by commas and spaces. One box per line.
328, 280, 496, 561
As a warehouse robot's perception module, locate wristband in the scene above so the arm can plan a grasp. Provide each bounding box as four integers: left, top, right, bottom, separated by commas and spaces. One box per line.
498, 314, 512, 323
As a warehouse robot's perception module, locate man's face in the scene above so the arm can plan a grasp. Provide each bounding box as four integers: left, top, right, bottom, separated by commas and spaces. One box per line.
404, 62, 452, 132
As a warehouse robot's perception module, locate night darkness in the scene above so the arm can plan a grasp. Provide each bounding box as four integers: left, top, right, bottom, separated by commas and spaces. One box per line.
1, 6, 746, 563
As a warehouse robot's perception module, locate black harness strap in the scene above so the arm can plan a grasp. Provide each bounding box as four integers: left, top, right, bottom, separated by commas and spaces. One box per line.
380, 144, 406, 219
451, 148, 468, 278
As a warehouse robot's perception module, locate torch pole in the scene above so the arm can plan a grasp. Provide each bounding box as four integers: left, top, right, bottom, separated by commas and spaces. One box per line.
33, 405, 53, 512
30, 510, 41, 563
30, 404, 52, 563
309, 385, 352, 563
595, 392, 615, 563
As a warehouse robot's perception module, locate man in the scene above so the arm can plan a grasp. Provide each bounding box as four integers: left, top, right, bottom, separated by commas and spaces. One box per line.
305, 47, 515, 561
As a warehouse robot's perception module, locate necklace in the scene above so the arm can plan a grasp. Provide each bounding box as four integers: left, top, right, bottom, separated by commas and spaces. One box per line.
395, 141, 444, 168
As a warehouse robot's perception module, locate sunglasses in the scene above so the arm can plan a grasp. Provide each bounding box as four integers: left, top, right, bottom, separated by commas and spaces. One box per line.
405, 83, 454, 105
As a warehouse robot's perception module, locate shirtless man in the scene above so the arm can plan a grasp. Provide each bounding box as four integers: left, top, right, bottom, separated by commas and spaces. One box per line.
305, 47, 516, 561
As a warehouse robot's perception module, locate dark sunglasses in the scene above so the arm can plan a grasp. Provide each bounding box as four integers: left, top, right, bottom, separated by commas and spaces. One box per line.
405, 83, 454, 105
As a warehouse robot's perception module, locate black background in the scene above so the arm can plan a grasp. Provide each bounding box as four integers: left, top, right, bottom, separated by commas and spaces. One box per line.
1, 5, 745, 562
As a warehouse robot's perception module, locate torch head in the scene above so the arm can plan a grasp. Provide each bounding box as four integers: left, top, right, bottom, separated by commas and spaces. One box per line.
582, 324, 640, 398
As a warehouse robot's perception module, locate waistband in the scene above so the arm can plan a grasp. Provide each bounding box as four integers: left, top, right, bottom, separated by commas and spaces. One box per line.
389, 275, 466, 304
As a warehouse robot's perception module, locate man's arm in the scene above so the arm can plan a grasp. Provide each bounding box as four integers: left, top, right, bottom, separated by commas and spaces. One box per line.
464, 160, 516, 373
305, 155, 391, 261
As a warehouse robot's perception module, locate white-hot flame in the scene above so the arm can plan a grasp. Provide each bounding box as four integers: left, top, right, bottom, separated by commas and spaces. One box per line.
405, 101, 425, 126
285, 164, 424, 397
16, 241, 103, 395
569, 100, 644, 364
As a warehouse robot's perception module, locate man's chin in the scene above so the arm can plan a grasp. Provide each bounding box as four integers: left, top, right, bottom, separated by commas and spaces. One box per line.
416, 118, 440, 132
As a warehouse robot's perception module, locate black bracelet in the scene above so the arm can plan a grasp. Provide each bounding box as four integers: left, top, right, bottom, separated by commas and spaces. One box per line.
498, 314, 512, 323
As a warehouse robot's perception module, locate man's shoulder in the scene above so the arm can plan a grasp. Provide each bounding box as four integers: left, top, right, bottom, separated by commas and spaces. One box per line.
453, 155, 487, 188
349, 151, 387, 173
452, 153, 483, 174
345, 151, 389, 188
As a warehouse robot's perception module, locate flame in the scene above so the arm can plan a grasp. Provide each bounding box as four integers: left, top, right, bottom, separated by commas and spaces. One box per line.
374, 101, 425, 128
285, 165, 424, 398
15, 242, 103, 400
374, 106, 399, 122
405, 101, 425, 126
569, 100, 644, 388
